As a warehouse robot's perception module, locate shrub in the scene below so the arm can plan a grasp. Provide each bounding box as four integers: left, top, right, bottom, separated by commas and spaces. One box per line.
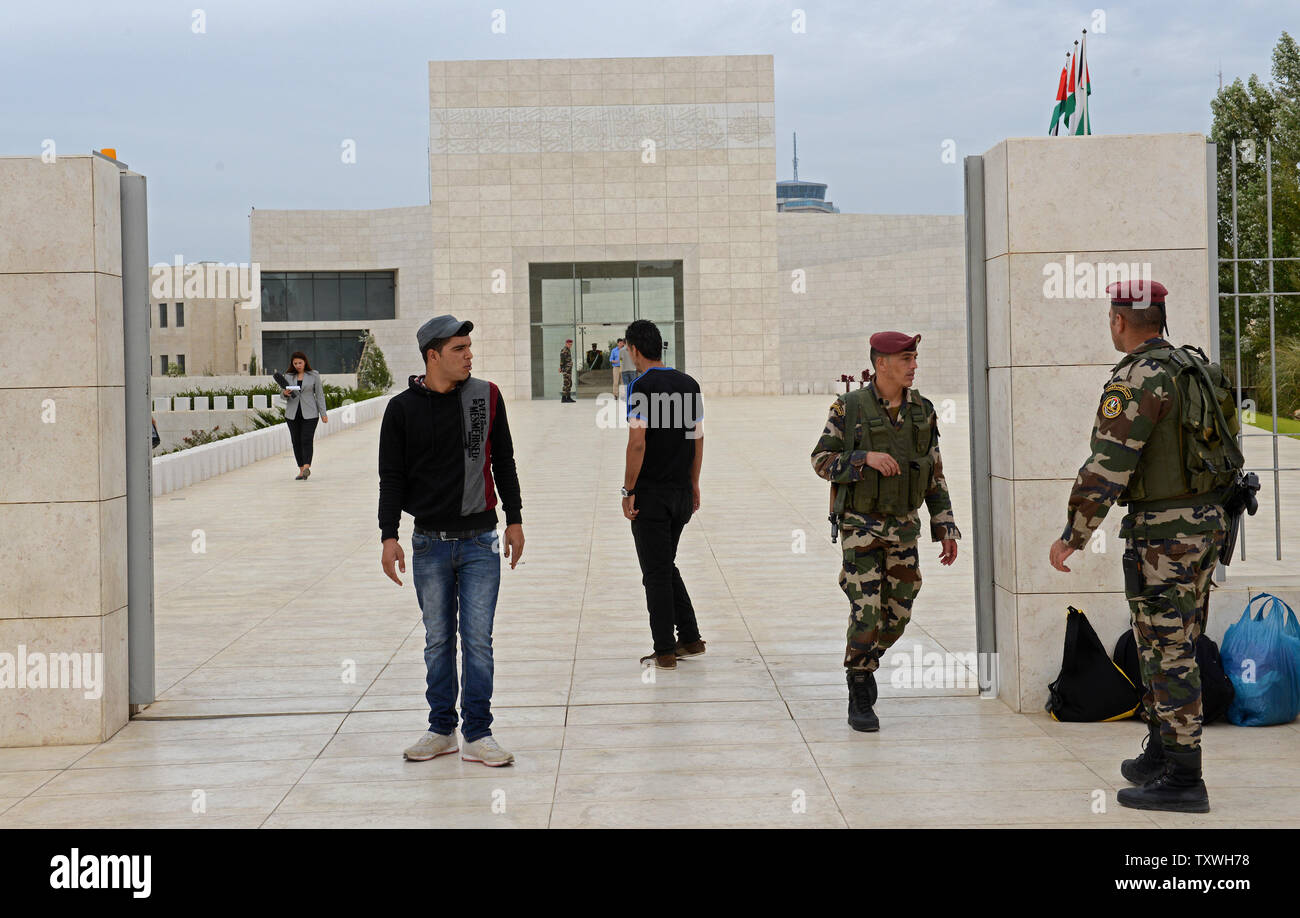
356, 331, 393, 391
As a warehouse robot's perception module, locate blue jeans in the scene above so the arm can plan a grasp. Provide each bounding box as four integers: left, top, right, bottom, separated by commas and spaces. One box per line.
411, 530, 501, 742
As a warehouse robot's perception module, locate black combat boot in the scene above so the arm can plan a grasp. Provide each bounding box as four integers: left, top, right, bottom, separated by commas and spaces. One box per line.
1120, 719, 1166, 785
846, 669, 879, 732
1116, 747, 1210, 813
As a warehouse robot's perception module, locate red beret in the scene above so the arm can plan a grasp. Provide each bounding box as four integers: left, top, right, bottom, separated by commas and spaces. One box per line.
869, 331, 921, 353
1107, 280, 1167, 306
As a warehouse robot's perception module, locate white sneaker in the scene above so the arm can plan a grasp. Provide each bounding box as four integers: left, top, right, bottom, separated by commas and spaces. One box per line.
403, 731, 458, 761
461, 734, 515, 767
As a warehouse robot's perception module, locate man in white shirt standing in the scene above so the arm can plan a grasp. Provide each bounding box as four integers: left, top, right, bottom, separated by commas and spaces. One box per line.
610, 337, 625, 397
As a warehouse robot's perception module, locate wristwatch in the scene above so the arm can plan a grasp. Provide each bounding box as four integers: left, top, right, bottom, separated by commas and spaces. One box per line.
620, 487, 633, 498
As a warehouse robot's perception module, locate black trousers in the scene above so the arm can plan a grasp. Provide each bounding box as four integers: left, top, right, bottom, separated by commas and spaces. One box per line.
630, 487, 701, 654
286, 413, 318, 466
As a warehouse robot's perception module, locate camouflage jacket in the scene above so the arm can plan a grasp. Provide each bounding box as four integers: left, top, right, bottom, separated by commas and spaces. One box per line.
811, 383, 961, 543
559, 347, 572, 373
1063, 337, 1227, 549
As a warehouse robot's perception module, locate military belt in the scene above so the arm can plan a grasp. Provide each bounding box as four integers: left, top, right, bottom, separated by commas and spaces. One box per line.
1125, 487, 1228, 514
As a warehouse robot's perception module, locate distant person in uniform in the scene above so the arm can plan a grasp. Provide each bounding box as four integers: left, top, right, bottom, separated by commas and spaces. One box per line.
559, 338, 574, 403
1051, 280, 1241, 814
811, 332, 960, 732
280, 351, 328, 480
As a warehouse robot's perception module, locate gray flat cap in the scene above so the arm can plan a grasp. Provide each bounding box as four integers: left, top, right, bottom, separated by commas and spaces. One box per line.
417, 315, 474, 351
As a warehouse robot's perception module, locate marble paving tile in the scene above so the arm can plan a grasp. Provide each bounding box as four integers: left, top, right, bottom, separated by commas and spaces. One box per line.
839, 789, 1160, 827
808, 736, 1077, 768
549, 796, 846, 828
795, 713, 1046, 744
0, 786, 294, 828
564, 699, 791, 725
819, 760, 1103, 796
559, 743, 818, 775
113, 714, 347, 742
262, 804, 552, 829
319, 726, 565, 758
33, 760, 312, 796
562, 719, 804, 749
0, 770, 59, 797
553, 766, 829, 803
137, 696, 360, 718
297, 750, 562, 785
0, 745, 96, 773
274, 776, 557, 812
338, 706, 568, 733
70, 734, 335, 769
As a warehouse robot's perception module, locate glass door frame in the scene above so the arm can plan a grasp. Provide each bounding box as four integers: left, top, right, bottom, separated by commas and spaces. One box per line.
528, 261, 684, 399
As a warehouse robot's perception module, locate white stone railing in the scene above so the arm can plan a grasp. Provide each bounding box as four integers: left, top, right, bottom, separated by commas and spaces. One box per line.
153, 394, 281, 411
151, 394, 393, 496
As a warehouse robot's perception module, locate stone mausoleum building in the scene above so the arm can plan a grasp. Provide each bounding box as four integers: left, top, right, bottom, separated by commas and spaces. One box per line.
250, 55, 966, 400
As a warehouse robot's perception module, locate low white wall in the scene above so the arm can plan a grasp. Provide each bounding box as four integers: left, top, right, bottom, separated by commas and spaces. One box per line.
151, 394, 392, 496
153, 408, 260, 453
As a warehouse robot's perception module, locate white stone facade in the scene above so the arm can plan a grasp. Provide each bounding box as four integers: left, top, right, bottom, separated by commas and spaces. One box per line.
249, 206, 433, 381
0, 155, 129, 745
249, 54, 967, 401
978, 133, 1215, 712
778, 213, 967, 396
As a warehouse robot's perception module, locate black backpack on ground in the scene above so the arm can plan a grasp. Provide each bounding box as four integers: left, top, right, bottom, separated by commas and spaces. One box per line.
1046, 606, 1142, 722
1112, 629, 1234, 725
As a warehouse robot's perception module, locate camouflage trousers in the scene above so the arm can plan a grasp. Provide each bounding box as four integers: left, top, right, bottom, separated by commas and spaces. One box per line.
1124, 530, 1223, 751
839, 530, 922, 671
561, 372, 572, 397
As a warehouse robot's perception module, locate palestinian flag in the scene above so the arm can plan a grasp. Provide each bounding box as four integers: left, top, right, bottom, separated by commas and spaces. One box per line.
1049, 53, 1071, 135
1064, 33, 1092, 135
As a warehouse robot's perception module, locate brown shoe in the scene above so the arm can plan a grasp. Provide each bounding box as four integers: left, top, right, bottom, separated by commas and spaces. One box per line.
639, 651, 677, 670
675, 639, 706, 658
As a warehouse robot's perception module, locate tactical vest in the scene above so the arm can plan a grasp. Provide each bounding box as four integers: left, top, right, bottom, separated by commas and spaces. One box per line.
1119, 345, 1243, 509
835, 387, 934, 515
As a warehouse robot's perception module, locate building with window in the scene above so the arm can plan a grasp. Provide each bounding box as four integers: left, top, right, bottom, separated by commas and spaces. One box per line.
249, 55, 967, 398
148, 263, 258, 376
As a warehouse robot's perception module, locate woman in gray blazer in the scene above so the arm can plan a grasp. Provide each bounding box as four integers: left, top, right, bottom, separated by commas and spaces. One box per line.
280, 351, 328, 479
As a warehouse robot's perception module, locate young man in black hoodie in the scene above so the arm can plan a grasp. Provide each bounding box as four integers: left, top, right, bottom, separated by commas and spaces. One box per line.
379, 315, 524, 767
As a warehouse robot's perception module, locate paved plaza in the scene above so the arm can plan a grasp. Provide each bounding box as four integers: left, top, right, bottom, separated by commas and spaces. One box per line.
1, 393, 1298, 828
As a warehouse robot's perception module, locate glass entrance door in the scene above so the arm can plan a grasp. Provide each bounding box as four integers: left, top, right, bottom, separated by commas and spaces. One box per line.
529, 261, 684, 399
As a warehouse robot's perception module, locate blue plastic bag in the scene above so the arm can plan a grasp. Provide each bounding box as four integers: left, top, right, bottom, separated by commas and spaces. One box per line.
1221, 593, 1300, 726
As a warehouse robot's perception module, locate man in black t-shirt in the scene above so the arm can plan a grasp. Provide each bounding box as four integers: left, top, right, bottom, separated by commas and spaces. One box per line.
621, 319, 706, 670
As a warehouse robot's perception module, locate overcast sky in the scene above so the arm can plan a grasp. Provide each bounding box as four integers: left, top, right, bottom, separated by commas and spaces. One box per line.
2, 0, 1291, 263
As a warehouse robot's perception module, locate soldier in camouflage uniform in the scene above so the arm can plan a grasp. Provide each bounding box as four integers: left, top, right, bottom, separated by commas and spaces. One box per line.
558, 338, 574, 403
1050, 280, 1240, 814
812, 332, 960, 732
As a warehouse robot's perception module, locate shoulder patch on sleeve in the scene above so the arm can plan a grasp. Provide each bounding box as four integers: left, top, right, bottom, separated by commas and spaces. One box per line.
1100, 387, 1127, 419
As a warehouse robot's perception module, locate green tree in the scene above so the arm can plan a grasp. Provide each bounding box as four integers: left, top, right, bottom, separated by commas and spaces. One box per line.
1210, 31, 1300, 416
248, 352, 259, 376
356, 331, 393, 391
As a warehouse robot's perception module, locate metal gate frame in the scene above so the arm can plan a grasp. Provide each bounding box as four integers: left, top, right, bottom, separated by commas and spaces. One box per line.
1220, 138, 1294, 561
